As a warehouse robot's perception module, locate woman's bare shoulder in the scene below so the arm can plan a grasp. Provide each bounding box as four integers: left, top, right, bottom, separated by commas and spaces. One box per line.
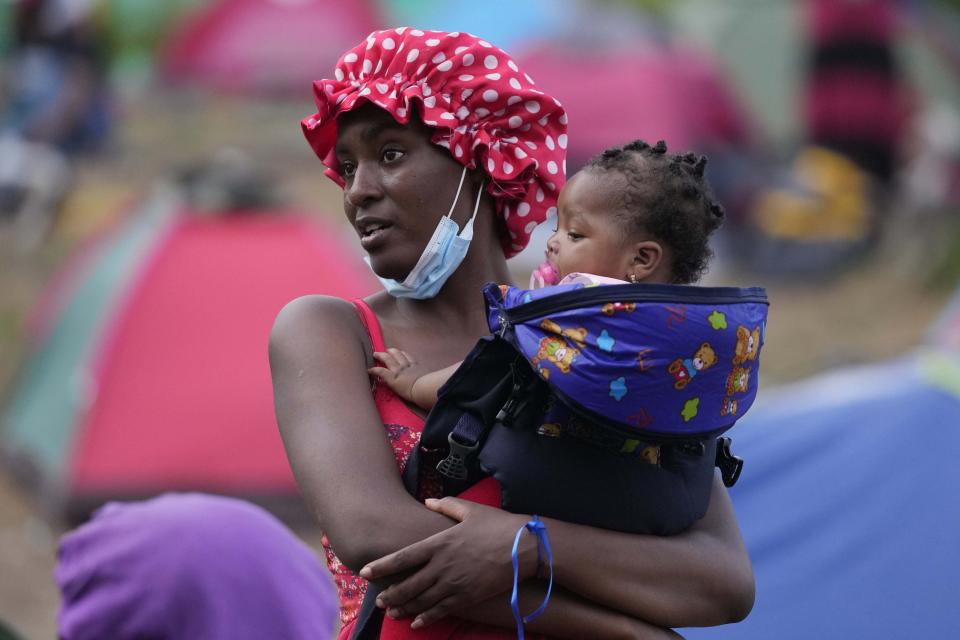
270, 295, 369, 364
272, 294, 359, 332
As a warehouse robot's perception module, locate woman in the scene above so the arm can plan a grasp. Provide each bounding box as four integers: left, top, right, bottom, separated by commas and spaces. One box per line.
271, 28, 754, 639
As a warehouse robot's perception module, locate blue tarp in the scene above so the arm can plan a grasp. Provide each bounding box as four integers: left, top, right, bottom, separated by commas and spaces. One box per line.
682, 353, 960, 638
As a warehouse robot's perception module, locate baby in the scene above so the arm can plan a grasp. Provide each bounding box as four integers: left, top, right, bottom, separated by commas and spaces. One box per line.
370, 139, 726, 407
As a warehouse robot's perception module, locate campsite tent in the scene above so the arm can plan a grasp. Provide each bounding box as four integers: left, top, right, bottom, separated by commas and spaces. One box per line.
516, 42, 751, 168
2, 201, 375, 522
680, 290, 960, 638
160, 0, 380, 93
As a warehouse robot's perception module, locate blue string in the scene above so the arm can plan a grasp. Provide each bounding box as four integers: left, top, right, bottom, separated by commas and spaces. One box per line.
510, 515, 554, 640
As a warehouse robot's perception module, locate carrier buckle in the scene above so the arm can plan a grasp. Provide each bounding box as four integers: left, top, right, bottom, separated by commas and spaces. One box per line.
436, 433, 479, 481
496, 363, 531, 426
715, 437, 744, 487
495, 399, 515, 424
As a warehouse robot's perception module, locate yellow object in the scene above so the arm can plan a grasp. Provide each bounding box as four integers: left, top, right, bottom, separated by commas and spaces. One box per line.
752, 147, 871, 242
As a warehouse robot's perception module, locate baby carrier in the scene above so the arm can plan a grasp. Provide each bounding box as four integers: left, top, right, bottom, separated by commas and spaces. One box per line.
406, 281, 770, 535
353, 281, 769, 639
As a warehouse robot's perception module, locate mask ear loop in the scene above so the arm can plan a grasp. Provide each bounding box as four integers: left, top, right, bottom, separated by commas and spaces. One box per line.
445, 167, 469, 219
459, 178, 485, 240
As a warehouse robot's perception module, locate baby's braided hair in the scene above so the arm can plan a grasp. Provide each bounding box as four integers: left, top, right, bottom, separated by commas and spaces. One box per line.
585, 139, 725, 284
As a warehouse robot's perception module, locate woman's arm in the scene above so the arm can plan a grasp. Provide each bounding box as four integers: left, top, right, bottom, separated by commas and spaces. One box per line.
451, 584, 683, 640
545, 475, 754, 627
365, 481, 754, 629
270, 295, 455, 570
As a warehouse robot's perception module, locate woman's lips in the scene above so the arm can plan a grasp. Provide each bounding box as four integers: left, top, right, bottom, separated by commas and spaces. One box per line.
359, 224, 393, 251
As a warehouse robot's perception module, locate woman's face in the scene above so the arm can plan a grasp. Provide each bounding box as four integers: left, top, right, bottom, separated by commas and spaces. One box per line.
335, 104, 472, 281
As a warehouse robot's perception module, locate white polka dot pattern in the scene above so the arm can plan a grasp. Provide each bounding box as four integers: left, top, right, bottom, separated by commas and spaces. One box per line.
302, 27, 568, 257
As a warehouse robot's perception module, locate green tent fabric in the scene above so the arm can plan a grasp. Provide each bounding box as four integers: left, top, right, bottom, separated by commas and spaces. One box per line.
101, 0, 202, 77
4, 209, 170, 481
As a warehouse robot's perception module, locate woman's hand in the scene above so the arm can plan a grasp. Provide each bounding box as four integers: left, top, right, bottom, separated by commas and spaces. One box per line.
359, 497, 537, 628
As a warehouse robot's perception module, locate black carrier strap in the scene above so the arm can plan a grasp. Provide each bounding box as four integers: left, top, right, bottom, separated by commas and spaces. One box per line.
349, 586, 384, 640
435, 357, 534, 483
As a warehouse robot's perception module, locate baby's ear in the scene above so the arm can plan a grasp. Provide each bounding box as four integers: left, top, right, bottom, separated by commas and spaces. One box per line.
629, 240, 664, 280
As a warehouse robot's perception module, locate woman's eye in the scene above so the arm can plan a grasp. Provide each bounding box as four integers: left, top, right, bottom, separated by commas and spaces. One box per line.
382, 149, 405, 163
340, 161, 356, 178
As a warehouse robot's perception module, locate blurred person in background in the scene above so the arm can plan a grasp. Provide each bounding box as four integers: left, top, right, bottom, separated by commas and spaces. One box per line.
1, 0, 109, 153
56, 494, 339, 640
746, 0, 916, 274
803, 0, 911, 187
0, 0, 110, 244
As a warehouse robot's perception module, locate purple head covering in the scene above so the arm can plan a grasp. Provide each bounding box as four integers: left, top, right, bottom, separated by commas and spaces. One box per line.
55, 493, 338, 640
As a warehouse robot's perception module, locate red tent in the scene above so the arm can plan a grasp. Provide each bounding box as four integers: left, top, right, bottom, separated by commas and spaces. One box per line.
161, 0, 381, 93
517, 43, 751, 165
3, 208, 376, 521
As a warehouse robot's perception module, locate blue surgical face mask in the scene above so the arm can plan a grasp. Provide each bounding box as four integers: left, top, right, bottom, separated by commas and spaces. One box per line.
365, 166, 484, 299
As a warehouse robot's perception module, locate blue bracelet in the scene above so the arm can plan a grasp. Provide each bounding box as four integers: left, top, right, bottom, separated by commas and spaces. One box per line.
510, 515, 554, 640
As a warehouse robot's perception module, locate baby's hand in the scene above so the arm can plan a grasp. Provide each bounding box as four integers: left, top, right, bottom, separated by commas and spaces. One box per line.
369, 348, 420, 402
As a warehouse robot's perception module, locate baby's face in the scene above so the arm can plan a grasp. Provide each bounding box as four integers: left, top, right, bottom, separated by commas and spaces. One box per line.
546, 171, 634, 280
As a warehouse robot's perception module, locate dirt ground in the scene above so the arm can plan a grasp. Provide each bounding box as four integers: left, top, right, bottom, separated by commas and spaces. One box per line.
0, 94, 957, 639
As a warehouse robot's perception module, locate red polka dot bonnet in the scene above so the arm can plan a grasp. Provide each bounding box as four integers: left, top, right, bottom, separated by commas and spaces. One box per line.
302, 28, 569, 257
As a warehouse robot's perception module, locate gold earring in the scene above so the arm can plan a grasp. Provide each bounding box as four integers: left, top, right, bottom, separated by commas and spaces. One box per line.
629, 274, 638, 284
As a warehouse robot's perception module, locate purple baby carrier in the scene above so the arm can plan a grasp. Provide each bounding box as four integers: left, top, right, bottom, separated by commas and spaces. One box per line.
407, 281, 769, 535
